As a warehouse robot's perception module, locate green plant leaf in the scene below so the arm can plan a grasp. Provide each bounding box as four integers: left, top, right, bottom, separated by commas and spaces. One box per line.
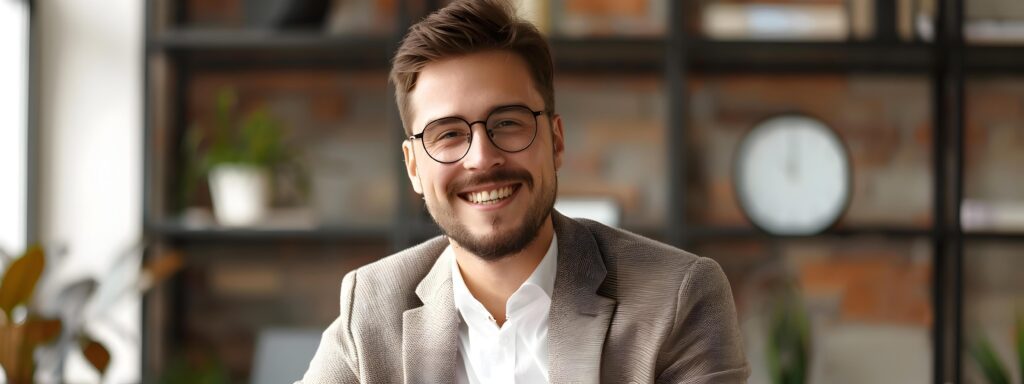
766, 290, 810, 384
0, 245, 45, 322
80, 335, 111, 377
179, 124, 206, 209
240, 108, 285, 166
970, 337, 1010, 384
159, 351, 230, 384
191, 89, 290, 170
214, 88, 237, 148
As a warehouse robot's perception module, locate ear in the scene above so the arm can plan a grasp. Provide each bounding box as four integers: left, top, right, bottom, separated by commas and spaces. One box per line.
402, 140, 423, 194
550, 114, 565, 170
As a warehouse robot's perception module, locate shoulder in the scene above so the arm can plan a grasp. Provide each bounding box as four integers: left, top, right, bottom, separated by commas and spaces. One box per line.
353, 236, 447, 285
573, 218, 725, 299
577, 219, 705, 274
342, 236, 449, 311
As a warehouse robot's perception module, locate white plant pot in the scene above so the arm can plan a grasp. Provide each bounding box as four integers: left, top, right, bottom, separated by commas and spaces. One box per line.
209, 164, 271, 227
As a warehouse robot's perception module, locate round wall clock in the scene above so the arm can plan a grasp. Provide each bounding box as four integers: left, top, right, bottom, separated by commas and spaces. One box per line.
733, 114, 852, 235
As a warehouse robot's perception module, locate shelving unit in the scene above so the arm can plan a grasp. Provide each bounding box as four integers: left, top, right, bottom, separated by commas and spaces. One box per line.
141, 0, 1024, 382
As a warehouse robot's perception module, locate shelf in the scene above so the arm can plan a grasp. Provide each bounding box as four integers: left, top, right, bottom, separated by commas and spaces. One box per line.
408, 219, 443, 240
963, 231, 1024, 241
687, 40, 934, 73
149, 29, 395, 69
966, 45, 1024, 73
150, 30, 666, 72
148, 29, 940, 73
146, 220, 393, 243
549, 37, 663, 73
151, 29, 394, 50
145, 29, 1024, 74
686, 226, 934, 240
404, 217, 668, 245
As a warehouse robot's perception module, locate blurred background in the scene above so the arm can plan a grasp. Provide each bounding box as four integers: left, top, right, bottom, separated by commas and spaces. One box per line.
2, 0, 1024, 383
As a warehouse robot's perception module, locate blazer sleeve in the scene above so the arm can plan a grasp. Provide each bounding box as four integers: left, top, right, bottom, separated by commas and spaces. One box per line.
656, 257, 750, 384
296, 270, 361, 384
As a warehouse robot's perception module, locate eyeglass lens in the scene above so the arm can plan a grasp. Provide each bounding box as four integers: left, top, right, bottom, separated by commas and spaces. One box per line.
420, 106, 538, 163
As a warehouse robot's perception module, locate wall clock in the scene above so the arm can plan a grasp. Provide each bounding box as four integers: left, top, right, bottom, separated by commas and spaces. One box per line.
733, 114, 852, 235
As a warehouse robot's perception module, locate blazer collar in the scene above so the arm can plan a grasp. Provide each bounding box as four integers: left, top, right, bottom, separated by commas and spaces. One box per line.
548, 211, 617, 383
404, 211, 616, 384
404, 237, 458, 383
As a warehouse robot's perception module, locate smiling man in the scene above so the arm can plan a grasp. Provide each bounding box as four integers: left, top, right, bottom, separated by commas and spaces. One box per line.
298, 1, 749, 383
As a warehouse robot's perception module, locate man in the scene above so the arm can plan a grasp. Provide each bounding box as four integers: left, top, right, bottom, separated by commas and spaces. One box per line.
299, 0, 749, 382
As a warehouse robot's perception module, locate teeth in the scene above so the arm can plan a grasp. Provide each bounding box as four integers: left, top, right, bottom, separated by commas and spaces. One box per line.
465, 186, 515, 204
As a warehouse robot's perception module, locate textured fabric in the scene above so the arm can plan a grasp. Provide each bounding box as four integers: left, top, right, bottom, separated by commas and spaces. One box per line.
298, 211, 750, 383
452, 234, 558, 384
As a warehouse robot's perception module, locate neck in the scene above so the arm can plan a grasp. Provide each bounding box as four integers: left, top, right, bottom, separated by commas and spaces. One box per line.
452, 215, 554, 326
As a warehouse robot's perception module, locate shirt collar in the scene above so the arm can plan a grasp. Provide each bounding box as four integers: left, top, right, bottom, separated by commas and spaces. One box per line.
525, 234, 558, 299
450, 233, 559, 318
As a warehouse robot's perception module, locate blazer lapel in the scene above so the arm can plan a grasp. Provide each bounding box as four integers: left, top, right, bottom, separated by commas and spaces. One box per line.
548, 212, 617, 384
402, 246, 459, 384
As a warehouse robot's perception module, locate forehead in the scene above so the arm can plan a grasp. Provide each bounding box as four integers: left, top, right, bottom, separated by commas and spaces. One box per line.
408, 50, 544, 133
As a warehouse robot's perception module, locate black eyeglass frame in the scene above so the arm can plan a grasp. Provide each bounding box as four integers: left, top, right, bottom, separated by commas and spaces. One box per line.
407, 105, 547, 164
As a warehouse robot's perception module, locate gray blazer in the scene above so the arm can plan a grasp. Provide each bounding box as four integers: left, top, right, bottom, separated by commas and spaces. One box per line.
298, 212, 749, 383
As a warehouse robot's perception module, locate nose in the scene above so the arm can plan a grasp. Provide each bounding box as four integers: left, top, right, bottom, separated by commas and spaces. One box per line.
461, 122, 505, 171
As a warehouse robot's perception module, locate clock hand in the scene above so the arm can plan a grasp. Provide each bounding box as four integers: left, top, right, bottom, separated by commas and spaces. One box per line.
793, 129, 801, 180
786, 129, 798, 181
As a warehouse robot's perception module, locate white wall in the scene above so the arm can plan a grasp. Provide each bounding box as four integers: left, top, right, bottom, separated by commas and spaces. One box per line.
37, 0, 143, 382
0, 0, 29, 257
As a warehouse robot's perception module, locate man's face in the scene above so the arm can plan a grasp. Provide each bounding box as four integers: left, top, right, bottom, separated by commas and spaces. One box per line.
402, 50, 565, 261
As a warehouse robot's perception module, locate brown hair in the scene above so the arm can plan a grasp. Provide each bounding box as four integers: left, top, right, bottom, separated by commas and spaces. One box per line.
389, 0, 555, 135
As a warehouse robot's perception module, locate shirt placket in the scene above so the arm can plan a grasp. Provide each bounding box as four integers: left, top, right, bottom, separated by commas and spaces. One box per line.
497, 316, 517, 384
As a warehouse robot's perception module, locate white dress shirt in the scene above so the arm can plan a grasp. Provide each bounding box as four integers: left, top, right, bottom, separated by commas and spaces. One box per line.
450, 234, 558, 384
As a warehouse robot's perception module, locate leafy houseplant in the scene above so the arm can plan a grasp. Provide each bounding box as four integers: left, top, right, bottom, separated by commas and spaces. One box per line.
969, 312, 1024, 384
184, 88, 293, 226
766, 289, 812, 384
0, 244, 182, 383
0, 246, 107, 383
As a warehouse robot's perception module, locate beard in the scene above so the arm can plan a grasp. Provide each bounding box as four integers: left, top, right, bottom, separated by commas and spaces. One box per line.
425, 167, 556, 262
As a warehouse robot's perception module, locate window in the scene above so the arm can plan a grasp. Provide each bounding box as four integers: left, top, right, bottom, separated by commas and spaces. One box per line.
0, 0, 30, 254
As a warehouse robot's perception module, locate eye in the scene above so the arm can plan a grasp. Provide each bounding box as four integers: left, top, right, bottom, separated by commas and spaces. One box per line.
429, 127, 469, 143
439, 130, 462, 139
494, 119, 524, 128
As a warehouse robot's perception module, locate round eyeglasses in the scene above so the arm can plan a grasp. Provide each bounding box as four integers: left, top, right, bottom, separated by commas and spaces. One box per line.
408, 105, 545, 164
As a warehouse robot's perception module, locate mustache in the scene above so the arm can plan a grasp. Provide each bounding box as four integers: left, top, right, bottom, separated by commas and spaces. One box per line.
448, 168, 534, 196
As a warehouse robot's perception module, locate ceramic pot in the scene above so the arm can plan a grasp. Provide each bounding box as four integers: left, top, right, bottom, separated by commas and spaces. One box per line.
209, 164, 271, 227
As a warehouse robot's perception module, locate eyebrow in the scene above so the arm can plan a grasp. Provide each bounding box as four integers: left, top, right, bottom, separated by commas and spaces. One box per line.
425, 103, 532, 125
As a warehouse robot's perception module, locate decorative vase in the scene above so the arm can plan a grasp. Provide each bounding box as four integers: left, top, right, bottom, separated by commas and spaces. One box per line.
209, 164, 271, 227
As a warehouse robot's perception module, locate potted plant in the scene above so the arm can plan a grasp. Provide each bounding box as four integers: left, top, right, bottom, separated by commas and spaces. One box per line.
0, 246, 104, 382
0, 244, 182, 382
766, 287, 811, 384
185, 89, 293, 227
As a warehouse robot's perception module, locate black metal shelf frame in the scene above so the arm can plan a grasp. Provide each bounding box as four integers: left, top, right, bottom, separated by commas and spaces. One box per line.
932, 0, 966, 381
963, 231, 1024, 241
146, 222, 393, 243
687, 226, 935, 241
149, 28, 1024, 74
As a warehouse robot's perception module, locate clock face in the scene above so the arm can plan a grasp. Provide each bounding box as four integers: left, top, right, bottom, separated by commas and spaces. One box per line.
734, 115, 851, 235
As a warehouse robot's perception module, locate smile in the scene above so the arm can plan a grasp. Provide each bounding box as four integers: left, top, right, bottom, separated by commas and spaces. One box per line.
459, 184, 521, 205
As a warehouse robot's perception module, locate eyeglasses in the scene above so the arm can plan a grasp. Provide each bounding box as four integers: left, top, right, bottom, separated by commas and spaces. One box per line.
408, 105, 545, 164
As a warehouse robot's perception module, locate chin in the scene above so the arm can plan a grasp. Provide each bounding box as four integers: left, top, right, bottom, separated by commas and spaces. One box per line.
428, 179, 557, 261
